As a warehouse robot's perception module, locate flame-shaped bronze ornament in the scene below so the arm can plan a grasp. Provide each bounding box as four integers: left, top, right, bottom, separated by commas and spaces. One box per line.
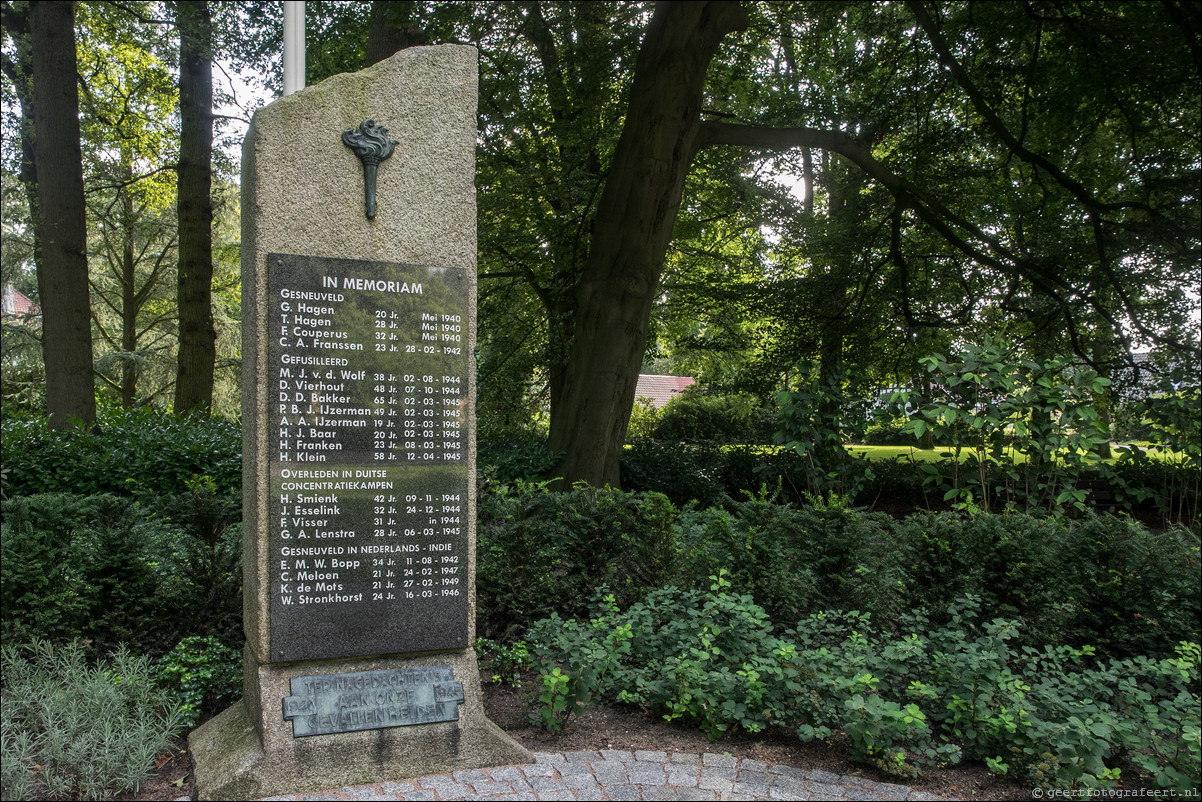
342, 119, 399, 220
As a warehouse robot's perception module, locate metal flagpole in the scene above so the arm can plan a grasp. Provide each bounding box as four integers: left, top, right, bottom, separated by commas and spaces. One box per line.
282, 1, 305, 96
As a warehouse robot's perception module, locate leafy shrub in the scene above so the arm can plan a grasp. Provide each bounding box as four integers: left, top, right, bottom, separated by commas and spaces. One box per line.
895, 342, 1112, 515
1, 639, 184, 801
667, 446, 914, 513
1114, 374, 1200, 524
625, 396, 661, 443
621, 442, 731, 508
775, 361, 873, 499
889, 513, 1200, 657
527, 592, 634, 732
861, 415, 914, 446
624, 443, 821, 510
146, 477, 244, 647
154, 636, 242, 728
787, 597, 1201, 789
854, 456, 927, 509
476, 482, 1198, 658
0, 406, 241, 497
525, 587, 1201, 791
0, 498, 92, 646
474, 637, 533, 687
625, 441, 1197, 522
1, 491, 244, 657
610, 574, 801, 741
475, 482, 680, 640
477, 431, 562, 489
1, 495, 170, 654
652, 391, 773, 444
674, 490, 902, 625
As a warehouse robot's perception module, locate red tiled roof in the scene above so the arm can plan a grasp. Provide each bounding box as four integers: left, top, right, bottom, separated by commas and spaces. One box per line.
634, 374, 695, 409
2, 284, 39, 319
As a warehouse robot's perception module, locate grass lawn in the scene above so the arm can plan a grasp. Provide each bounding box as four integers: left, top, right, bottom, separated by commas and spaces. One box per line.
660, 442, 1188, 466
847, 442, 1189, 464
848, 444, 943, 462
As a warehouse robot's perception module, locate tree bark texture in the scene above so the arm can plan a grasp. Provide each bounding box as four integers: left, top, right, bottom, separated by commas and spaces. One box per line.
121, 160, 138, 407
174, 0, 216, 415
1, 2, 41, 277
365, 0, 426, 66
547, 1, 749, 487
30, 0, 95, 429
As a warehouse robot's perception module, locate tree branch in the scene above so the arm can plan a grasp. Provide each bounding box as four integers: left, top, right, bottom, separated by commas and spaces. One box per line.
84, 164, 180, 194
102, 1, 173, 26
905, 0, 1153, 215
698, 120, 1084, 335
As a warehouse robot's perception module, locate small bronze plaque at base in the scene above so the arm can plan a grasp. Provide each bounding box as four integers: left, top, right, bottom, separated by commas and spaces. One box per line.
282, 665, 464, 737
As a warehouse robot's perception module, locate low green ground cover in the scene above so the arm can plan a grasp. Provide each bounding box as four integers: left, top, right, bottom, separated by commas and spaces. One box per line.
513, 583, 1200, 792
477, 478, 1199, 792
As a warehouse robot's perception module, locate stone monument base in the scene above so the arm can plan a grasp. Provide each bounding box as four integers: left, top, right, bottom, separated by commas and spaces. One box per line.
189, 648, 530, 801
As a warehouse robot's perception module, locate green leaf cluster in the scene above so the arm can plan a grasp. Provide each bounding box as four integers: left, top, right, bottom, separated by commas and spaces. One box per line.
474, 637, 533, 688
152, 635, 241, 729
1113, 371, 1201, 522
0, 405, 241, 497
476, 481, 679, 641
774, 361, 874, 499
525, 587, 1201, 791
1, 490, 243, 658
648, 390, 775, 445
527, 592, 633, 733
898, 341, 1113, 514
480, 480, 1200, 659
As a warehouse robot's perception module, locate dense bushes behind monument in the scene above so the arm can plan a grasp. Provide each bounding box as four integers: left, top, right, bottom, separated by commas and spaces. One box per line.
0, 405, 241, 498
4, 398, 1176, 524
4, 407, 1197, 661
7, 471, 1195, 669
0, 406, 1198, 798
0, 490, 243, 658
477, 483, 1200, 658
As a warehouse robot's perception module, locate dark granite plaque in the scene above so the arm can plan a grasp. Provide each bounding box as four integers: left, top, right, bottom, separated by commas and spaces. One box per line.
267, 253, 471, 661
282, 665, 464, 737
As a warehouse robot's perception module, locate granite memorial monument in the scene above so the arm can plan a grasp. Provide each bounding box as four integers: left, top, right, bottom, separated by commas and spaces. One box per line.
188, 44, 529, 801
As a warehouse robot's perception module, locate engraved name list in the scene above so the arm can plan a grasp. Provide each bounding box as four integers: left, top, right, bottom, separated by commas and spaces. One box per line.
267, 253, 471, 662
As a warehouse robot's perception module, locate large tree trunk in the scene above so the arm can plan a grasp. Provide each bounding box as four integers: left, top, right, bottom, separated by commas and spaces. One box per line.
174, 0, 216, 415
30, 0, 95, 429
547, 1, 749, 488
364, 0, 426, 66
120, 159, 139, 407
1, 2, 41, 282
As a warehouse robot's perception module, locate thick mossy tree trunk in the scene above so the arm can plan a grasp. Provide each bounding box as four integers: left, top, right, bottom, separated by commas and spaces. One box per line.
174, 0, 216, 415
547, 2, 749, 488
30, 0, 95, 429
